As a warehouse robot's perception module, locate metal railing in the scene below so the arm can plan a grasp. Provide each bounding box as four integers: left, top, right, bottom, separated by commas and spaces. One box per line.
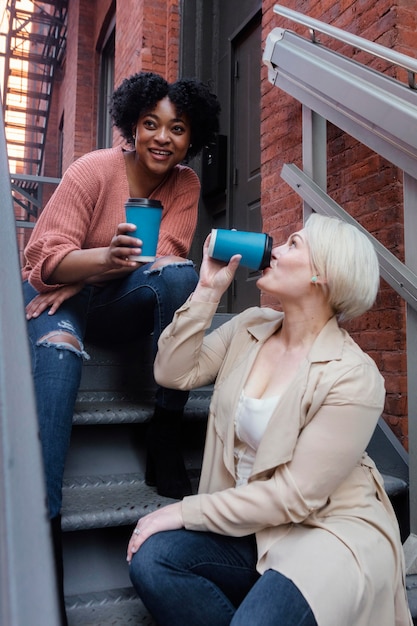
11, 172, 61, 229
272, 4, 417, 88
0, 99, 62, 623
1, 0, 68, 177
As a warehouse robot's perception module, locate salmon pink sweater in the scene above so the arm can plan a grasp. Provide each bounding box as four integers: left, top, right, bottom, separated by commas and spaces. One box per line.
22, 146, 200, 293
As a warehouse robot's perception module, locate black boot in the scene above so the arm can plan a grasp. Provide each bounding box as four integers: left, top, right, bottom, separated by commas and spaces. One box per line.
145, 406, 192, 499
50, 515, 69, 626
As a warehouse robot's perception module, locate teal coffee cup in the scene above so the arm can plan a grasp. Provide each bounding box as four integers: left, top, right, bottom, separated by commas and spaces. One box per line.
208, 228, 273, 271
125, 198, 163, 262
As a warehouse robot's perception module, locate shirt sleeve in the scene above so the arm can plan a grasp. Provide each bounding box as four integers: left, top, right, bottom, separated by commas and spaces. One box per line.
154, 298, 256, 389
22, 159, 100, 292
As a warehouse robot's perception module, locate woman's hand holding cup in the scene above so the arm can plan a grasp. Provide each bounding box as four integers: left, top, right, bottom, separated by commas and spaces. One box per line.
192, 233, 241, 303
108, 222, 143, 267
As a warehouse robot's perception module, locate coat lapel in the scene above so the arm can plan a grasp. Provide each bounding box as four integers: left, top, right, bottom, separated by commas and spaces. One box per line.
219, 315, 285, 475
250, 315, 344, 476
216, 312, 345, 480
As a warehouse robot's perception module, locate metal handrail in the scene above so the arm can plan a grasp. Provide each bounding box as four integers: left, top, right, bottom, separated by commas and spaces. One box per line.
281, 163, 417, 312
273, 4, 417, 88
0, 92, 62, 624
10, 173, 61, 184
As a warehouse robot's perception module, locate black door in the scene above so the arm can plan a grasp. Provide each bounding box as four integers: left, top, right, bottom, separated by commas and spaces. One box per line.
230, 18, 262, 312
180, 1, 262, 313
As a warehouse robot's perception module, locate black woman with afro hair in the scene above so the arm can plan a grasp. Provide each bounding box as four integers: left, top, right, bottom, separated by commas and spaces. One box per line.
21, 72, 221, 618
110, 72, 220, 160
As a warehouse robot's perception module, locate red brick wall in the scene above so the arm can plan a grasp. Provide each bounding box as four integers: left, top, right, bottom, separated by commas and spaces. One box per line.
93, 0, 115, 47
40, 1, 114, 214
166, 0, 180, 82
59, 0, 90, 165
114, 0, 179, 88
261, 1, 409, 447
115, 1, 145, 82
43, 0, 101, 172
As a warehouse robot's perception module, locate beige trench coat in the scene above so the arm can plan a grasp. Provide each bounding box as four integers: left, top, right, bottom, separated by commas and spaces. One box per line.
155, 298, 412, 626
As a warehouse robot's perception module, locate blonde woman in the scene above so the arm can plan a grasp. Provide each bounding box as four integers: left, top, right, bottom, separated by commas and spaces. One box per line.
128, 214, 412, 626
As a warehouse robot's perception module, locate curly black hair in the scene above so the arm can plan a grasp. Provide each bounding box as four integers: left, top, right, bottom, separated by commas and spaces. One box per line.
109, 72, 221, 158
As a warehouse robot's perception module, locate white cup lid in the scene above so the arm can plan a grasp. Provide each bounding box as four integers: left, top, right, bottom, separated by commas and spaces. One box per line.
207, 228, 217, 257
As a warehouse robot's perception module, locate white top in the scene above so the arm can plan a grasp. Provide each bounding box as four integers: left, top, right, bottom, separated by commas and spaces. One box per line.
234, 391, 279, 486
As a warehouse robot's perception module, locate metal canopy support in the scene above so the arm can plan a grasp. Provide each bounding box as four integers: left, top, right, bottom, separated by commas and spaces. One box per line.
263, 27, 417, 176
404, 172, 417, 532
301, 106, 327, 221
272, 4, 417, 89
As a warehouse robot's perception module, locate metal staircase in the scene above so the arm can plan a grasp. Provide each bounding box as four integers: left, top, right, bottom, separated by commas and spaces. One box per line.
61, 320, 230, 625
1, 0, 67, 221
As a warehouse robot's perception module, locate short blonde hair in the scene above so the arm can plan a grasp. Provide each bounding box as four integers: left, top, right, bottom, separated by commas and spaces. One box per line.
305, 213, 380, 321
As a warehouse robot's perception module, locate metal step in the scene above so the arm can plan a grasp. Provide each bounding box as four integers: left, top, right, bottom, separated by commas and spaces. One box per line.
73, 393, 212, 426
381, 474, 408, 498
65, 581, 417, 626
407, 576, 417, 625
74, 398, 154, 426
62, 473, 179, 532
66, 587, 155, 626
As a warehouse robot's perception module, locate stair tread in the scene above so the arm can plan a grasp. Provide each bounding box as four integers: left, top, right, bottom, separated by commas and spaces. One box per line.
62, 469, 405, 530
381, 473, 408, 496
406, 574, 417, 620
61, 473, 181, 531
65, 578, 417, 625
74, 393, 212, 425
65, 580, 417, 625
66, 587, 155, 625
74, 399, 153, 425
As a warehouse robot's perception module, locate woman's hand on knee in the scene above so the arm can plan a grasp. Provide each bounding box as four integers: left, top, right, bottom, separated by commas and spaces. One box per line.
25, 282, 84, 319
127, 502, 183, 563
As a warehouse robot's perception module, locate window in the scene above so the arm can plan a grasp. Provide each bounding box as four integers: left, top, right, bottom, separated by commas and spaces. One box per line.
97, 27, 115, 148
58, 112, 64, 177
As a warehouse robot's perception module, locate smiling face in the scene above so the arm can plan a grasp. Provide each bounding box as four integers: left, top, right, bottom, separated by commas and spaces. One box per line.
132, 96, 191, 179
257, 229, 315, 299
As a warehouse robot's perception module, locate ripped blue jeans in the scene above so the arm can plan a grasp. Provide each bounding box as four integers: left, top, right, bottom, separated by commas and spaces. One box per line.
23, 260, 198, 518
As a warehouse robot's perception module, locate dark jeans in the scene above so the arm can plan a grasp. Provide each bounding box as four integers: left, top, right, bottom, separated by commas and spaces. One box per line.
23, 260, 198, 518
129, 529, 318, 626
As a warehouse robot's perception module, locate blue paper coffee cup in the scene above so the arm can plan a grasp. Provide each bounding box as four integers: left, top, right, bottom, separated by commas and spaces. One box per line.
125, 198, 163, 262
208, 228, 273, 270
